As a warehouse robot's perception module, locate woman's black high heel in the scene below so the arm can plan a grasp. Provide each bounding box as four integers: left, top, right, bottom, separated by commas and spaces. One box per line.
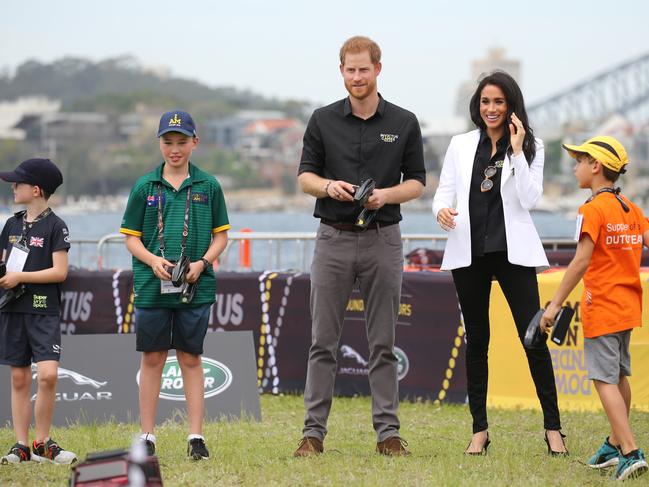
464, 432, 490, 456
544, 430, 568, 456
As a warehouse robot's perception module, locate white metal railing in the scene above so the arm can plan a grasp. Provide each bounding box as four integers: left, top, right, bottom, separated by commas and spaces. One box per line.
66, 232, 580, 272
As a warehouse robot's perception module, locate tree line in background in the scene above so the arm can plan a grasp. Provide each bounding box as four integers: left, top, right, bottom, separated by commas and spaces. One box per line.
0, 56, 308, 119
0, 56, 310, 198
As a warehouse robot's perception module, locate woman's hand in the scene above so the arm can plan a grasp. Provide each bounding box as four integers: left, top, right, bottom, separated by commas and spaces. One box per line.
437, 208, 458, 231
509, 112, 525, 156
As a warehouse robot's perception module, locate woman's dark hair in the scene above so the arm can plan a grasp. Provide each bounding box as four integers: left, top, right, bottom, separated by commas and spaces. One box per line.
469, 71, 536, 164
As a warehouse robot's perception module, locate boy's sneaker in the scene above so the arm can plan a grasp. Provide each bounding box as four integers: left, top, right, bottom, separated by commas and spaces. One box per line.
138, 433, 156, 456
187, 437, 209, 460
1, 443, 31, 464
143, 439, 156, 456
588, 437, 620, 468
31, 438, 77, 465
613, 449, 648, 481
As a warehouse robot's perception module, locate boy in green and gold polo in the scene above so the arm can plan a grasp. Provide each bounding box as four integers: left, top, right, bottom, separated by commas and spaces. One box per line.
120, 110, 230, 460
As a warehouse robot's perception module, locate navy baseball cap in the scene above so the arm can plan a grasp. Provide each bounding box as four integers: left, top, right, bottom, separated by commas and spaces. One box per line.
157, 110, 197, 137
0, 158, 63, 194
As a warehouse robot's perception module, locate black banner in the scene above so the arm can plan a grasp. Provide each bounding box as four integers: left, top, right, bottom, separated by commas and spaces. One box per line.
61, 270, 467, 403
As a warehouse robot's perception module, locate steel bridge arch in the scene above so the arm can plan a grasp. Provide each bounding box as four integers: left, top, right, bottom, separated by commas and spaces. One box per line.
528, 52, 649, 131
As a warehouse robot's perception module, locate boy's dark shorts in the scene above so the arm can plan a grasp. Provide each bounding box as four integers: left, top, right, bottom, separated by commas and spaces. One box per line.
135, 304, 211, 355
0, 312, 61, 366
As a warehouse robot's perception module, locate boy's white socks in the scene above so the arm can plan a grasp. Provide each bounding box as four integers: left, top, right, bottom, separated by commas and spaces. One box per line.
187, 434, 204, 441
139, 433, 156, 444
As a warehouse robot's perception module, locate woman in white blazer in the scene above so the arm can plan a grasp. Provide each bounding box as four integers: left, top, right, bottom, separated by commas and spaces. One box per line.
433, 71, 566, 456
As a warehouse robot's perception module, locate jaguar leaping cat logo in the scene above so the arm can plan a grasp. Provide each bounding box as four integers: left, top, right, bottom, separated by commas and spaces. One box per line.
340, 345, 368, 367
31, 364, 107, 389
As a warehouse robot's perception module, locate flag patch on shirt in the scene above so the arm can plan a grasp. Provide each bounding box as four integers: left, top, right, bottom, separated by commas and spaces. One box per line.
192, 192, 209, 205
29, 236, 44, 247
146, 194, 166, 207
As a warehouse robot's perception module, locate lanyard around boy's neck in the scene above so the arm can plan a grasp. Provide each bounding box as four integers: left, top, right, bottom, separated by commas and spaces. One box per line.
156, 183, 191, 260
20, 207, 52, 244
586, 186, 629, 213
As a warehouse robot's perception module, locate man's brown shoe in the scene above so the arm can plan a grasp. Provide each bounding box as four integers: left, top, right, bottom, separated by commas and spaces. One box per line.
294, 437, 324, 457
376, 436, 411, 456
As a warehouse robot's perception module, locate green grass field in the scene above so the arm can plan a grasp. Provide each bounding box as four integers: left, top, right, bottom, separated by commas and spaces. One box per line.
1, 395, 648, 486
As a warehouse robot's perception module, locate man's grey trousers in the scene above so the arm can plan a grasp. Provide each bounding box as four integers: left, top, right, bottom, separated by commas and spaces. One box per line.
302, 222, 404, 442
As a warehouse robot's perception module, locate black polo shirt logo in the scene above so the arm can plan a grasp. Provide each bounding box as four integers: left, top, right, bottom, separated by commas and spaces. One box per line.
380, 133, 399, 143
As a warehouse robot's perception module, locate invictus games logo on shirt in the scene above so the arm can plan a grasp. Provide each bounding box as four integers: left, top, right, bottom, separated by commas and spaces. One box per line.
169, 113, 182, 127
136, 356, 233, 401
33, 295, 47, 308
394, 346, 410, 381
192, 192, 209, 205
380, 133, 399, 143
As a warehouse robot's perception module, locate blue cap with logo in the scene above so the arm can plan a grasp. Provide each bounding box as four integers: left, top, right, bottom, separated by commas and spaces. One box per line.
157, 110, 197, 137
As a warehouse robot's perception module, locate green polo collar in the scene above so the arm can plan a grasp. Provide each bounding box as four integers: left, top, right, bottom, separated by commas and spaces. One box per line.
151, 162, 208, 190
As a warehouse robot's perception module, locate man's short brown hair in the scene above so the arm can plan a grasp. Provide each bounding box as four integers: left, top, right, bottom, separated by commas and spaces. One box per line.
339, 36, 381, 65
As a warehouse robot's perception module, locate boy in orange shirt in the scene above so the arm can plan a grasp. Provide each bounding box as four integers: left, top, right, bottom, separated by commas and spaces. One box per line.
541, 136, 648, 481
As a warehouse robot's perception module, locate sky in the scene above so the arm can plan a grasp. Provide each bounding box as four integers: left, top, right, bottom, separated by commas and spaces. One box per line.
3, 0, 648, 123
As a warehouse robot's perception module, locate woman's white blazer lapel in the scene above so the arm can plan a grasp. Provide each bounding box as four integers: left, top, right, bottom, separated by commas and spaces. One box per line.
459, 130, 480, 192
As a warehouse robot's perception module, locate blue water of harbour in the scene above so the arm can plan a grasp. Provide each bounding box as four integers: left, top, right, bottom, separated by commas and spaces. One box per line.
61, 210, 577, 271
65, 209, 576, 239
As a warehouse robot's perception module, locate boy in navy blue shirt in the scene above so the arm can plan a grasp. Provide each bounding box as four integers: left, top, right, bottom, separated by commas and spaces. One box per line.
0, 158, 76, 465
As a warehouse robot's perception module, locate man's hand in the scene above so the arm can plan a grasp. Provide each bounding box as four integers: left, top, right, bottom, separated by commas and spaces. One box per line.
149, 256, 173, 281
0, 272, 22, 289
326, 180, 355, 202
540, 302, 561, 333
364, 188, 389, 210
186, 261, 204, 284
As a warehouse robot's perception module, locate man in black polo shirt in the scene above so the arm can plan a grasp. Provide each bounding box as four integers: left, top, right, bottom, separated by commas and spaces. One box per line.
294, 36, 425, 457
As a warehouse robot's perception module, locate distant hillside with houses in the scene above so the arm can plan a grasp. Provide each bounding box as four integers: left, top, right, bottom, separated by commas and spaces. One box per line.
0, 55, 309, 120
0, 56, 312, 198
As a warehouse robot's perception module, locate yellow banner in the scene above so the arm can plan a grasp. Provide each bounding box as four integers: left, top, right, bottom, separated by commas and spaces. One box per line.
487, 270, 649, 412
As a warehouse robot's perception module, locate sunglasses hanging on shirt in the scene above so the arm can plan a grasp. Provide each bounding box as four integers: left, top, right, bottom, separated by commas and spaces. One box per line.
480, 166, 498, 192
480, 160, 505, 193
